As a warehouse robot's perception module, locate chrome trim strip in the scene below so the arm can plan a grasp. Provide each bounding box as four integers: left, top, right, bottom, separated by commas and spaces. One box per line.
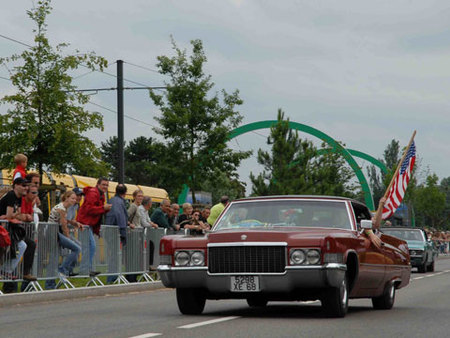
285, 263, 346, 270
157, 265, 208, 271
360, 263, 409, 268
207, 271, 287, 276
207, 242, 288, 247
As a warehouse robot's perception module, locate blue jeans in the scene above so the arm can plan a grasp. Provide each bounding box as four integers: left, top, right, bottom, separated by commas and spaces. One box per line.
45, 233, 81, 289
1, 240, 27, 274
58, 233, 81, 275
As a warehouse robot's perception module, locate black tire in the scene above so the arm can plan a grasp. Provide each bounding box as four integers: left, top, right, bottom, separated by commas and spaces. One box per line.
321, 275, 349, 318
372, 282, 395, 310
427, 260, 435, 272
176, 288, 206, 315
246, 298, 268, 308
418, 258, 427, 273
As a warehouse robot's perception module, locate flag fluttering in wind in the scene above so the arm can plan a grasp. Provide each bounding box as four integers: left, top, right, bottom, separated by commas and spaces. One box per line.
382, 140, 416, 220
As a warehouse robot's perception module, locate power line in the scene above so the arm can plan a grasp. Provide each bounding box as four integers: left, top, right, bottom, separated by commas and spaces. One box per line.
124, 61, 160, 74
0, 75, 11, 82
0, 33, 155, 87
0, 33, 32, 48
251, 130, 268, 138
88, 101, 156, 128
73, 70, 94, 80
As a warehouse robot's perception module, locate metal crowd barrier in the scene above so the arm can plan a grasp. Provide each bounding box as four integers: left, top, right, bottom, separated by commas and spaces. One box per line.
1, 222, 190, 294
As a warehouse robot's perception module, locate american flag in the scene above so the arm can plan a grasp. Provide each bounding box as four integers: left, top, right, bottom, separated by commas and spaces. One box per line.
382, 141, 416, 220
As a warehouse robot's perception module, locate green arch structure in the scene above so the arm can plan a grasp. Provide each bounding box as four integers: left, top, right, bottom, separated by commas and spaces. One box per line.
228, 121, 387, 210
178, 120, 387, 210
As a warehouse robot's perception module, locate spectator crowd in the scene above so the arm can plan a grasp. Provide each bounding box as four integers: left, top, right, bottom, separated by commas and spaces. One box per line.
0, 153, 225, 293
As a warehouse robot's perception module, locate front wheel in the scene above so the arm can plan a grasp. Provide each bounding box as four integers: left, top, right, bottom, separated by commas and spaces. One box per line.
176, 288, 206, 315
247, 298, 268, 308
372, 282, 395, 310
418, 258, 427, 273
321, 275, 348, 317
427, 260, 435, 272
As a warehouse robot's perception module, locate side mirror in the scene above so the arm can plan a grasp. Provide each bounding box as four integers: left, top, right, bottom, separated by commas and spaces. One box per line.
360, 220, 373, 230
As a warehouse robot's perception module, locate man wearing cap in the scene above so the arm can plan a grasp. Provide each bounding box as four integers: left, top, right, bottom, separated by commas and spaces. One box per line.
0, 177, 37, 289
207, 195, 229, 226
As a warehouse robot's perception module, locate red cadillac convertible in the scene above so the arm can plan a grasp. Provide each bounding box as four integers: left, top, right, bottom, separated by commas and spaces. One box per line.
158, 196, 410, 317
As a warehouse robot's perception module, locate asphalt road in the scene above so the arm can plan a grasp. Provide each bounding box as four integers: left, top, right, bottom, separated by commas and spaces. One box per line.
1, 257, 450, 338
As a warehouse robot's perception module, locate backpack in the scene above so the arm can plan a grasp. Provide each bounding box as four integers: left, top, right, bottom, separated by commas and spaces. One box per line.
0, 225, 11, 248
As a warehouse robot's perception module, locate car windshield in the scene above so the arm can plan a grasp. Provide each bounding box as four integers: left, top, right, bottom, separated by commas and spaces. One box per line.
382, 229, 424, 241
214, 199, 352, 230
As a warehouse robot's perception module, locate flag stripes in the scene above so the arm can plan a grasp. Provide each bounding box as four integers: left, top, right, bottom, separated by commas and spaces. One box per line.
382, 141, 416, 220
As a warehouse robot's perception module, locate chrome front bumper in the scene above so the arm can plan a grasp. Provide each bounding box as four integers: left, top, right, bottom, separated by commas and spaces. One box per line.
158, 263, 347, 292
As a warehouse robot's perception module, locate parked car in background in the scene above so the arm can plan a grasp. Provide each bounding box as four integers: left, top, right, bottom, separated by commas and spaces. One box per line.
159, 196, 411, 317
381, 227, 437, 273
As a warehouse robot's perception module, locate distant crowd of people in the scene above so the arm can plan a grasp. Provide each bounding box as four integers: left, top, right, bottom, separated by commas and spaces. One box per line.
426, 229, 450, 254
0, 153, 230, 293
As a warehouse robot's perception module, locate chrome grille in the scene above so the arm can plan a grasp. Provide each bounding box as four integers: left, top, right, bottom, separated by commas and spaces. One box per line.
208, 246, 286, 273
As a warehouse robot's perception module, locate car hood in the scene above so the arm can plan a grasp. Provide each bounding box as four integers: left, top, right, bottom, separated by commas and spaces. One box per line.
207, 227, 352, 246
406, 240, 425, 250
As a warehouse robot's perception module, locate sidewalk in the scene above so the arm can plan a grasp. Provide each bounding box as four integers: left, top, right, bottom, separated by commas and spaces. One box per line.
0, 281, 165, 307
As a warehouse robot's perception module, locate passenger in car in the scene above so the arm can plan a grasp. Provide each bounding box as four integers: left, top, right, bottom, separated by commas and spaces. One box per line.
365, 197, 387, 249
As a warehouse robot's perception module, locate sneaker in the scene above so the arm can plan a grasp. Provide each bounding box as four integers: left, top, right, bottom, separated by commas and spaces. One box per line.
22, 274, 37, 281
68, 272, 79, 277
58, 272, 68, 282
89, 271, 100, 277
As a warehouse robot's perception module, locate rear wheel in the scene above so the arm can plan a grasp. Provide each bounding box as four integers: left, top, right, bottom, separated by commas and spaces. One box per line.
372, 282, 395, 310
246, 298, 268, 308
176, 288, 206, 315
321, 275, 348, 317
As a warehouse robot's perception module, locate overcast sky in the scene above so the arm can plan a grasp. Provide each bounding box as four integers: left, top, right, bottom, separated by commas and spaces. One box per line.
1, 0, 449, 193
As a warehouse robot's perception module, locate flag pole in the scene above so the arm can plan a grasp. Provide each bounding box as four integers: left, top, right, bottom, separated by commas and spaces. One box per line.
373, 130, 417, 228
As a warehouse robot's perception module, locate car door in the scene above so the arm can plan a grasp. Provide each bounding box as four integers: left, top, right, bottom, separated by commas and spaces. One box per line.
351, 202, 386, 290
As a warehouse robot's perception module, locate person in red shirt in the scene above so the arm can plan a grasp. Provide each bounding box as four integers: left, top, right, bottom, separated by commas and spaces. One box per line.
76, 177, 112, 276
20, 185, 38, 222
12, 154, 27, 181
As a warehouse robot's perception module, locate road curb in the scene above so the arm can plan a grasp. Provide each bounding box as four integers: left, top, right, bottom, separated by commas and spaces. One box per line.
0, 281, 165, 307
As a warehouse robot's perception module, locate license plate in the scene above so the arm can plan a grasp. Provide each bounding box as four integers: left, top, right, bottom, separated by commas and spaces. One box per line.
230, 276, 260, 292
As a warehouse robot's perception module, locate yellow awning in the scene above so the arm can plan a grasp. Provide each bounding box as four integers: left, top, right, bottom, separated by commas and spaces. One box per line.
72, 175, 98, 188
50, 173, 76, 188
137, 185, 169, 203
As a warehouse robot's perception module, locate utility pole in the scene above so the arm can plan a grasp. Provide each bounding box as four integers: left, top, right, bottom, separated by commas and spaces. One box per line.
117, 60, 124, 184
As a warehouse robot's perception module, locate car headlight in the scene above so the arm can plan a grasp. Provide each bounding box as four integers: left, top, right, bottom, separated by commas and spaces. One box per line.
306, 249, 321, 265
174, 251, 190, 266
190, 251, 205, 266
290, 249, 306, 265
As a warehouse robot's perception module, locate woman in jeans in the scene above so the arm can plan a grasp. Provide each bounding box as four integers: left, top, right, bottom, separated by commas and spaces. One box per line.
45, 191, 82, 289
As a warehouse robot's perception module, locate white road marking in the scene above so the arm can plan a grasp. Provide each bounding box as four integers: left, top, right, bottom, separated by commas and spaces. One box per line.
178, 316, 241, 329
128, 333, 162, 338
412, 269, 450, 280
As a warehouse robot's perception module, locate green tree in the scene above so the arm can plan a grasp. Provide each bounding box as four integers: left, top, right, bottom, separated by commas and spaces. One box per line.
149, 38, 251, 203
200, 169, 247, 204
100, 136, 121, 181
250, 110, 355, 197
0, 0, 108, 177
415, 174, 446, 228
367, 139, 401, 206
100, 136, 184, 200
439, 177, 450, 230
